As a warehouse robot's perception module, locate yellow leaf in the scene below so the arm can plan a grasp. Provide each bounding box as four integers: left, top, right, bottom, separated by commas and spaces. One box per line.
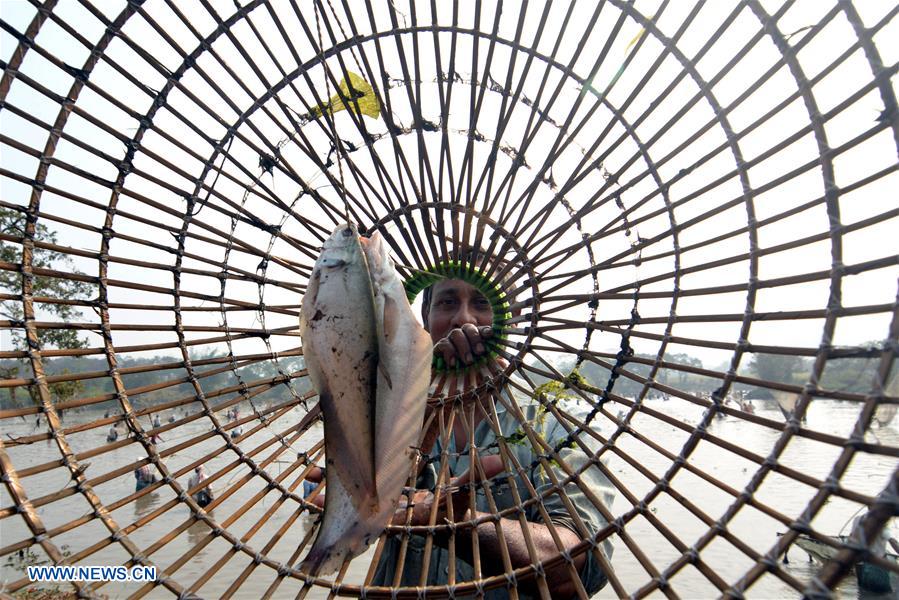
311, 71, 380, 120
623, 13, 656, 55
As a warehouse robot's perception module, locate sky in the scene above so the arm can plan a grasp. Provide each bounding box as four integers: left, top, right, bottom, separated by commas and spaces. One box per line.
0, 0, 897, 377
2, 6, 898, 597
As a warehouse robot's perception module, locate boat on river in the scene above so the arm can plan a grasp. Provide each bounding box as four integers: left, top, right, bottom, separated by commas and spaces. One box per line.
784, 533, 898, 594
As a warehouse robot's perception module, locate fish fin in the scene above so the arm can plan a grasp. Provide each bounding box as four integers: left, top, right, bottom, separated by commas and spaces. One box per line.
320, 257, 347, 268
370, 359, 380, 500
300, 551, 329, 576
382, 294, 400, 341
378, 361, 392, 389
318, 388, 377, 507
301, 470, 383, 577
306, 270, 320, 301
300, 271, 321, 327
300, 534, 352, 576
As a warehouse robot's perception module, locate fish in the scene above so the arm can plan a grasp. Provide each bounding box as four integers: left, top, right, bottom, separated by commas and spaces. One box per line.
364, 231, 433, 527
297, 225, 433, 576
298, 224, 379, 575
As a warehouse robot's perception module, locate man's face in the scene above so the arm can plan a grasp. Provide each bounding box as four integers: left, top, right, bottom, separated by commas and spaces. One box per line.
425, 278, 494, 343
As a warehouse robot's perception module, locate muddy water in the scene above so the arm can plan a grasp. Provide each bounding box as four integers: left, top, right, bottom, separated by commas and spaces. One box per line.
1, 397, 895, 599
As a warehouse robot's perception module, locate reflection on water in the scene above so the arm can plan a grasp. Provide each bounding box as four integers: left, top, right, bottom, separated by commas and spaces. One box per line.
186, 521, 211, 562
0, 399, 895, 598
134, 490, 160, 520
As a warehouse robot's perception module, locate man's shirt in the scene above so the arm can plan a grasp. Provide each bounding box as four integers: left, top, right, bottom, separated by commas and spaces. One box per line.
371, 399, 615, 598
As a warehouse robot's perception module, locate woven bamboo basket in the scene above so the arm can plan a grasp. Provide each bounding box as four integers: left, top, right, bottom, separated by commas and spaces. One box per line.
0, 1, 897, 598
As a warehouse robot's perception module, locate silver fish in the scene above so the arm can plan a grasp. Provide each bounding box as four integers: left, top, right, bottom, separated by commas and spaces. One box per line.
364, 231, 433, 526
299, 224, 379, 575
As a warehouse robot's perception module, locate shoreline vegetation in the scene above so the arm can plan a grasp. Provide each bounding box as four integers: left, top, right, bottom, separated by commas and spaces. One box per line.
0, 352, 309, 413
1, 350, 890, 413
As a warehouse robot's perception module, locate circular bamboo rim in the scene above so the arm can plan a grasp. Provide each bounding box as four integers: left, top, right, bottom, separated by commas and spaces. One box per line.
0, 1, 897, 598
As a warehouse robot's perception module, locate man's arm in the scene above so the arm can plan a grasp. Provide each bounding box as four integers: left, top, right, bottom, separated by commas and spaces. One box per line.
393, 457, 592, 599
453, 511, 587, 598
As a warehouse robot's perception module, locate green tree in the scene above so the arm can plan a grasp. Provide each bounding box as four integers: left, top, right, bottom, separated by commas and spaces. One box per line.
746, 353, 808, 385
664, 352, 704, 385
1, 207, 91, 408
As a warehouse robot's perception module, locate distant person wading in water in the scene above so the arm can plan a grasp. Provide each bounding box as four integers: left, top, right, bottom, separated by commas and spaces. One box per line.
188, 465, 214, 508
309, 274, 614, 599
134, 459, 157, 492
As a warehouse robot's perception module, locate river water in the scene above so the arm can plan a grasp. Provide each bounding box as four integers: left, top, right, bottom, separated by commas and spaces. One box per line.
1, 396, 896, 599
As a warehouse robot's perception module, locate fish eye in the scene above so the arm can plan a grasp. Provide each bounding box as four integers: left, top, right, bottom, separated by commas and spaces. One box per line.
342, 227, 353, 237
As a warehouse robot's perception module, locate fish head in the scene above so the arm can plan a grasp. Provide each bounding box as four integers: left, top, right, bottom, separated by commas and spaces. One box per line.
316, 224, 365, 270
361, 230, 390, 278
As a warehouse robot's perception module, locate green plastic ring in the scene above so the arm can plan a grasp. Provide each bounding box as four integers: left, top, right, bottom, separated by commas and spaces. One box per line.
404, 261, 512, 372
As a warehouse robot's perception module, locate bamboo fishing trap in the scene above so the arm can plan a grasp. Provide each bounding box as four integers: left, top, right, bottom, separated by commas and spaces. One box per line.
1, 0, 898, 598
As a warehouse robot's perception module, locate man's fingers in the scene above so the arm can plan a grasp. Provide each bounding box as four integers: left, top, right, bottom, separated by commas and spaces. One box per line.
435, 326, 495, 368
460, 323, 488, 357
471, 325, 494, 357
442, 480, 472, 522
435, 338, 458, 368
449, 490, 470, 521
437, 337, 461, 368
391, 490, 440, 526
390, 497, 411, 525
448, 328, 475, 365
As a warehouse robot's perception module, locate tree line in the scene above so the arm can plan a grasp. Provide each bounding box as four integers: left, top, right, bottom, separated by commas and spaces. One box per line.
0, 353, 309, 412
529, 349, 893, 402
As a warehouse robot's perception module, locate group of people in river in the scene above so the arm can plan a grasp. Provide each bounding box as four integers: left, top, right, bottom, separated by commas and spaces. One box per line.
133, 461, 214, 508
103, 409, 182, 443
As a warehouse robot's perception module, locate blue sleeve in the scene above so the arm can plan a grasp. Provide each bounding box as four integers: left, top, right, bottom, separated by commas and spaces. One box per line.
525, 412, 615, 595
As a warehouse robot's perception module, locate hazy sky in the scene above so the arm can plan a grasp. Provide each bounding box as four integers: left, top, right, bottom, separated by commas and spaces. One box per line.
1, 0, 897, 374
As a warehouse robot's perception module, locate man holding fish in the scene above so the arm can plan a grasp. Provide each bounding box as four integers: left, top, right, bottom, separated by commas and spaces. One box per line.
300, 225, 613, 597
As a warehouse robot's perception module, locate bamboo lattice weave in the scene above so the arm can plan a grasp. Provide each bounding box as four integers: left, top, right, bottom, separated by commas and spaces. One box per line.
0, 1, 897, 598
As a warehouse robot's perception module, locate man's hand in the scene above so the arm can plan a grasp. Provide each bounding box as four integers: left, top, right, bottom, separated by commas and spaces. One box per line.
391, 455, 505, 526
390, 488, 470, 526
389, 454, 589, 598
434, 324, 494, 368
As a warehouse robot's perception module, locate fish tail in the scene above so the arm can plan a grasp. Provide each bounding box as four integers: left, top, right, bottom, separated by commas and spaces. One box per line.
299, 544, 348, 577
300, 519, 380, 576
